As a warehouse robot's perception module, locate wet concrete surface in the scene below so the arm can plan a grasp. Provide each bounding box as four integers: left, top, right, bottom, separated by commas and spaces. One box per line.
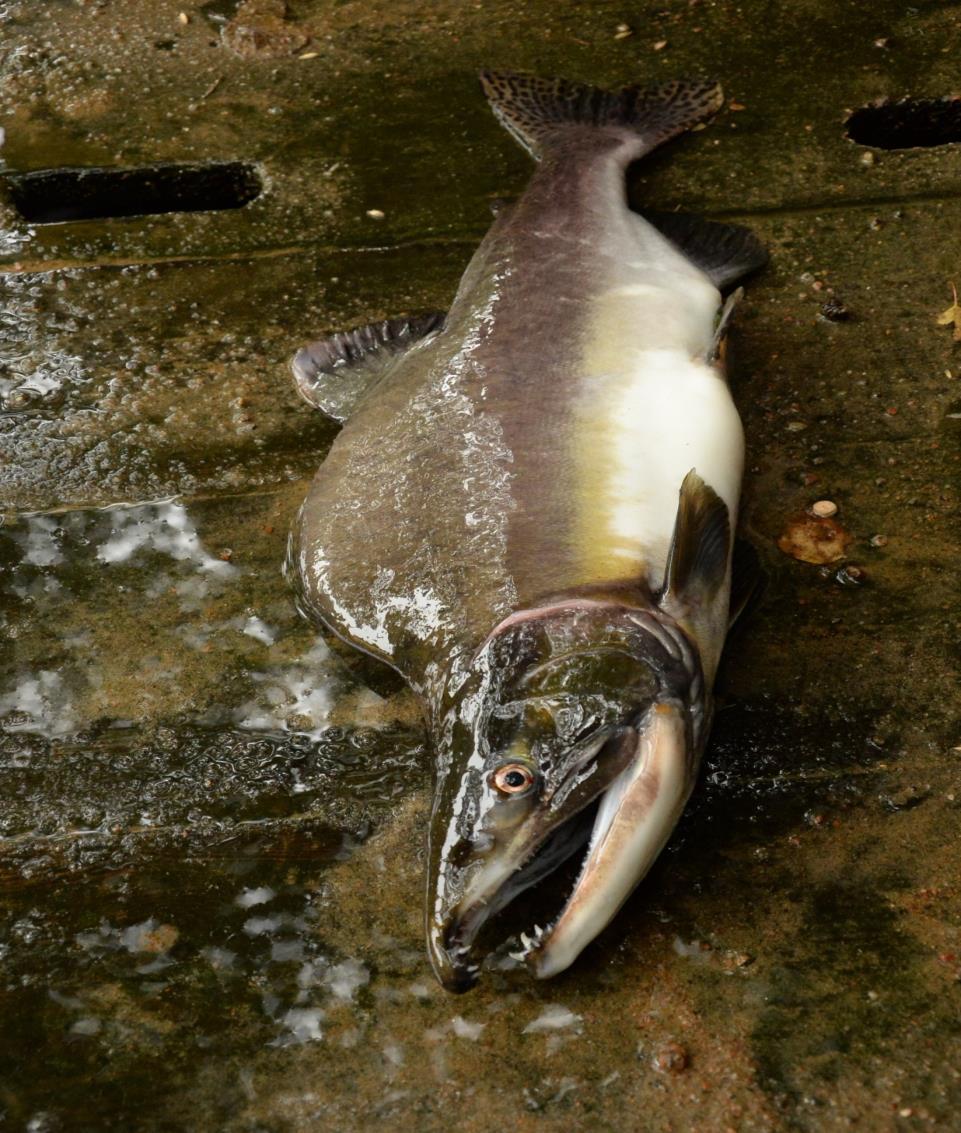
1, 1, 960, 1130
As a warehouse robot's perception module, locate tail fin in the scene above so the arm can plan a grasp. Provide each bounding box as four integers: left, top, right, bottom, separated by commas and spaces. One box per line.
479, 71, 723, 161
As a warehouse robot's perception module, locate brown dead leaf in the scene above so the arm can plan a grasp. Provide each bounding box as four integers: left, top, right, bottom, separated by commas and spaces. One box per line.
936, 281, 961, 342
777, 514, 853, 564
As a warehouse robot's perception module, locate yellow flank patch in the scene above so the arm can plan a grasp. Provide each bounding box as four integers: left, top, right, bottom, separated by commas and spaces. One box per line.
572, 377, 650, 587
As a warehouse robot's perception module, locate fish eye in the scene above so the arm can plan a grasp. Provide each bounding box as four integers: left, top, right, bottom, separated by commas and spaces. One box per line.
491, 763, 537, 796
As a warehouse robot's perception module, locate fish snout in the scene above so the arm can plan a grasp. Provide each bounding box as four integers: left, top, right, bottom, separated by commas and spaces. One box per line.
427, 919, 481, 993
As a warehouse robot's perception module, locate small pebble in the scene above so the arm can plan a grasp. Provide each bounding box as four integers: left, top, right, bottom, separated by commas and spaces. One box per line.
880, 785, 929, 812
365, 208, 385, 220
820, 297, 850, 322
653, 39, 668, 51
653, 1042, 688, 1073
834, 563, 866, 586
861, 151, 876, 166
178, 11, 189, 24
721, 950, 754, 972
810, 499, 838, 518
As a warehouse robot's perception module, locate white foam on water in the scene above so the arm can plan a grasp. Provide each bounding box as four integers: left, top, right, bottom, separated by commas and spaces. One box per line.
69, 1017, 101, 1036
234, 641, 337, 738
451, 1015, 486, 1040
0, 670, 76, 737
382, 1040, 405, 1067
325, 959, 369, 1001
20, 516, 63, 567
274, 1007, 324, 1045
95, 500, 237, 577
234, 886, 276, 909
522, 1005, 582, 1034
243, 616, 277, 645
243, 915, 285, 937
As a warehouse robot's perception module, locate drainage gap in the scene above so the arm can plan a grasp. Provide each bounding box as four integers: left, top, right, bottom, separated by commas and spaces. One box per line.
2, 161, 262, 224
846, 97, 961, 149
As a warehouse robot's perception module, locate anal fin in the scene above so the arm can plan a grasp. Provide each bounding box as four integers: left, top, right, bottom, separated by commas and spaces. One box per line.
642, 211, 767, 291
291, 310, 445, 422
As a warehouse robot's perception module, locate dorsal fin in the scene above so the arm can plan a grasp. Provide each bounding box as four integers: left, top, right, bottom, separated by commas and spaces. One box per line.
291, 311, 445, 422
660, 470, 731, 610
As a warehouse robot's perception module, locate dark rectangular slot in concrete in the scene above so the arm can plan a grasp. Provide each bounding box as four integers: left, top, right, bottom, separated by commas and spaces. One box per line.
846, 97, 961, 149
3, 161, 262, 224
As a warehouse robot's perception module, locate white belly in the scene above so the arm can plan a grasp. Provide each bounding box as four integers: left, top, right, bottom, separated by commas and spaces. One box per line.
574, 281, 744, 589
601, 350, 742, 584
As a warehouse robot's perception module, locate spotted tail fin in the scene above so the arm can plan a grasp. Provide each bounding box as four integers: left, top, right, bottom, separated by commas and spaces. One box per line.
479, 71, 723, 161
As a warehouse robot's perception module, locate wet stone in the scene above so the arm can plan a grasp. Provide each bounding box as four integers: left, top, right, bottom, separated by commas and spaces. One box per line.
879, 785, 931, 812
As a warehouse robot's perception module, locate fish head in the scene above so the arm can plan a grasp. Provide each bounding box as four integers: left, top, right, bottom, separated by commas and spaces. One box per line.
426, 600, 706, 991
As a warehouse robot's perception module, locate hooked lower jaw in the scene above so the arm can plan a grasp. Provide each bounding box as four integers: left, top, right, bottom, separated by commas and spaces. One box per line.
430, 701, 694, 987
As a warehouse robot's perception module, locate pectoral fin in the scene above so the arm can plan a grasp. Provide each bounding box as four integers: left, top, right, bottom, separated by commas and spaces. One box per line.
291, 311, 445, 421
661, 470, 731, 611
658, 471, 733, 681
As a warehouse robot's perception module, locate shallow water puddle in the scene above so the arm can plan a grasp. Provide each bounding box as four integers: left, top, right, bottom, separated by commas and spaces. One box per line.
0, 497, 404, 741
0, 491, 428, 1124
0, 495, 428, 902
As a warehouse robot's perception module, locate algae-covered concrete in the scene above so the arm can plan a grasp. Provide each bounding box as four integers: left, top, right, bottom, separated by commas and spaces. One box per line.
1, 1, 960, 1130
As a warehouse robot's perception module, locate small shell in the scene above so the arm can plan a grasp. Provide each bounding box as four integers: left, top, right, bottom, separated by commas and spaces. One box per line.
810, 499, 838, 518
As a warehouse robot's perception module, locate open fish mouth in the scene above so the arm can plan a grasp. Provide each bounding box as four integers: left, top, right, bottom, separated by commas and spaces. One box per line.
434, 701, 693, 988
436, 803, 599, 987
